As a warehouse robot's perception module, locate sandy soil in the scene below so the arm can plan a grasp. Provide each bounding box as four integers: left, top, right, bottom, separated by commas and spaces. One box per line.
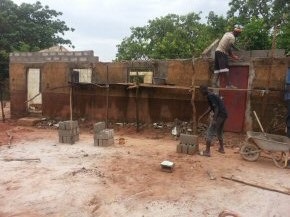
0, 105, 290, 217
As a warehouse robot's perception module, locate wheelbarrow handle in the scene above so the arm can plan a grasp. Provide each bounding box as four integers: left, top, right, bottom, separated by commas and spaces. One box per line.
253, 111, 265, 134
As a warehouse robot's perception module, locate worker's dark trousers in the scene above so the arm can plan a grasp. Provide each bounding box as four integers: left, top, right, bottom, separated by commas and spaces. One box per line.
205, 116, 227, 152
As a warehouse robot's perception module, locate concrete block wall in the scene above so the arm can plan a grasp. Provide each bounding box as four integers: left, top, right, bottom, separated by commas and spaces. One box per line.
58, 120, 80, 144
93, 122, 114, 146
10, 50, 97, 63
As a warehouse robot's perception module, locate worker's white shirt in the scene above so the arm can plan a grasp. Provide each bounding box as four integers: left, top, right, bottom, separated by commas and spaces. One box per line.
216, 32, 235, 55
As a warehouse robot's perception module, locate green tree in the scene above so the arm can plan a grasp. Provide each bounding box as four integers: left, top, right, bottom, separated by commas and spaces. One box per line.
274, 0, 290, 54
206, 11, 228, 37
0, 0, 74, 78
237, 18, 271, 50
227, 0, 290, 53
116, 12, 217, 60
277, 20, 290, 55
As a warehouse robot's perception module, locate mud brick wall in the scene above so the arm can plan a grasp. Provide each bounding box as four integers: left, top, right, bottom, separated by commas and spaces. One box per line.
9, 49, 290, 132
193, 55, 290, 134
72, 84, 192, 122
252, 58, 287, 90
94, 62, 128, 84
9, 50, 98, 118
250, 58, 288, 133
192, 58, 213, 87
9, 63, 28, 116
167, 59, 193, 86
10, 55, 194, 121
73, 60, 193, 123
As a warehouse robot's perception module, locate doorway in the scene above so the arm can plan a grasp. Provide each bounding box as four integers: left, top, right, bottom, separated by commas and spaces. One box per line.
27, 68, 42, 113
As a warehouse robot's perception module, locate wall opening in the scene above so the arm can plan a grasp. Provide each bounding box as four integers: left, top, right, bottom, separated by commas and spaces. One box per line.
27, 68, 42, 113
128, 65, 154, 84
72, 68, 92, 83
129, 71, 153, 84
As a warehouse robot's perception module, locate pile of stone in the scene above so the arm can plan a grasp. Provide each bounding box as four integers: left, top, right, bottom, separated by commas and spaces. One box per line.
58, 120, 79, 144
176, 134, 199, 155
94, 122, 114, 146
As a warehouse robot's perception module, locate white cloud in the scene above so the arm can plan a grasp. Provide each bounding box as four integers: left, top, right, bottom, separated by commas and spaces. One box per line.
12, 0, 230, 61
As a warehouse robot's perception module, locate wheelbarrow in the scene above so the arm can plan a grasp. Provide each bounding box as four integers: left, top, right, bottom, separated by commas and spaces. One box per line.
240, 111, 290, 168
240, 131, 290, 168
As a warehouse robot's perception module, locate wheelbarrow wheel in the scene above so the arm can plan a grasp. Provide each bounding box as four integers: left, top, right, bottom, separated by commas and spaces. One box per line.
240, 143, 260, 162
272, 152, 289, 168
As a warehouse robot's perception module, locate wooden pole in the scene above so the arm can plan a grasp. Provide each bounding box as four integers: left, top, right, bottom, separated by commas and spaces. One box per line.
70, 84, 72, 121
106, 65, 109, 128
222, 175, 290, 196
0, 83, 5, 122
135, 71, 140, 132
191, 59, 197, 134
2, 158, 40, 162
191, 87, 197, 134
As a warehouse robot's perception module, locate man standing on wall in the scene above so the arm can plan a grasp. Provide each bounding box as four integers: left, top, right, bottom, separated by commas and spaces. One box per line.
212, 25, 243, 88
198, 85, 228, 157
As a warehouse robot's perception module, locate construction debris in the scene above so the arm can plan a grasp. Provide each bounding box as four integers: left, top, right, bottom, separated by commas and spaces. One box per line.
160, 160, 175, 173
172, 119, 193, 138
206, 170, 216, 180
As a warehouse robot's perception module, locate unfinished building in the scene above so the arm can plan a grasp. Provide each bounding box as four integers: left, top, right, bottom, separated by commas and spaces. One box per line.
9, 47, 290, 134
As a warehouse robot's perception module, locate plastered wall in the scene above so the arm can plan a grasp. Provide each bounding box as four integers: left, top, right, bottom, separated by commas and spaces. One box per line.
193, 56, 289, 133
9, 49, 290, 133
9, 57, 193, 122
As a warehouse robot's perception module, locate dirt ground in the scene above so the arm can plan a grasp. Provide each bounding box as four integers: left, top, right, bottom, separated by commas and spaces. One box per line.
0, 103, 290, 217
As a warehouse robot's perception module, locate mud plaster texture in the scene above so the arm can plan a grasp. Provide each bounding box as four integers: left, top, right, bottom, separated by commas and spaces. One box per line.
0, 118, 290, 216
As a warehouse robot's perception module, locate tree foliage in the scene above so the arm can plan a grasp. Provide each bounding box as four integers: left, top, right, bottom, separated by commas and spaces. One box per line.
227, 0, 290, 52
237, 18, 271, 50
116, 12, 226, 60
0, 0, 74, 77
116, 0, 290, 60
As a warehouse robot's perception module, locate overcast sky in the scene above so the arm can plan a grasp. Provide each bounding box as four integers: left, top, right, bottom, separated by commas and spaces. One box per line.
12, 0, 230, 61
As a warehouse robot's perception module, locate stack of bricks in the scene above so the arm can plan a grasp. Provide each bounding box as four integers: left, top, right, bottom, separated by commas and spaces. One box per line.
58, 120, 79, 144
176, 134, 199, 155
94, 122, 114, 146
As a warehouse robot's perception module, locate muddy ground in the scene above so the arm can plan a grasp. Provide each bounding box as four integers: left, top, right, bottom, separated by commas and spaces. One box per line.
0, 104, 290, 217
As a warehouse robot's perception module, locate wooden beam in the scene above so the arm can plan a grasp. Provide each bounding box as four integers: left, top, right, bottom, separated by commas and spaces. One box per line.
0, 84, 5, 122
2, 158, 40, 162
222, 174, 290, 196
